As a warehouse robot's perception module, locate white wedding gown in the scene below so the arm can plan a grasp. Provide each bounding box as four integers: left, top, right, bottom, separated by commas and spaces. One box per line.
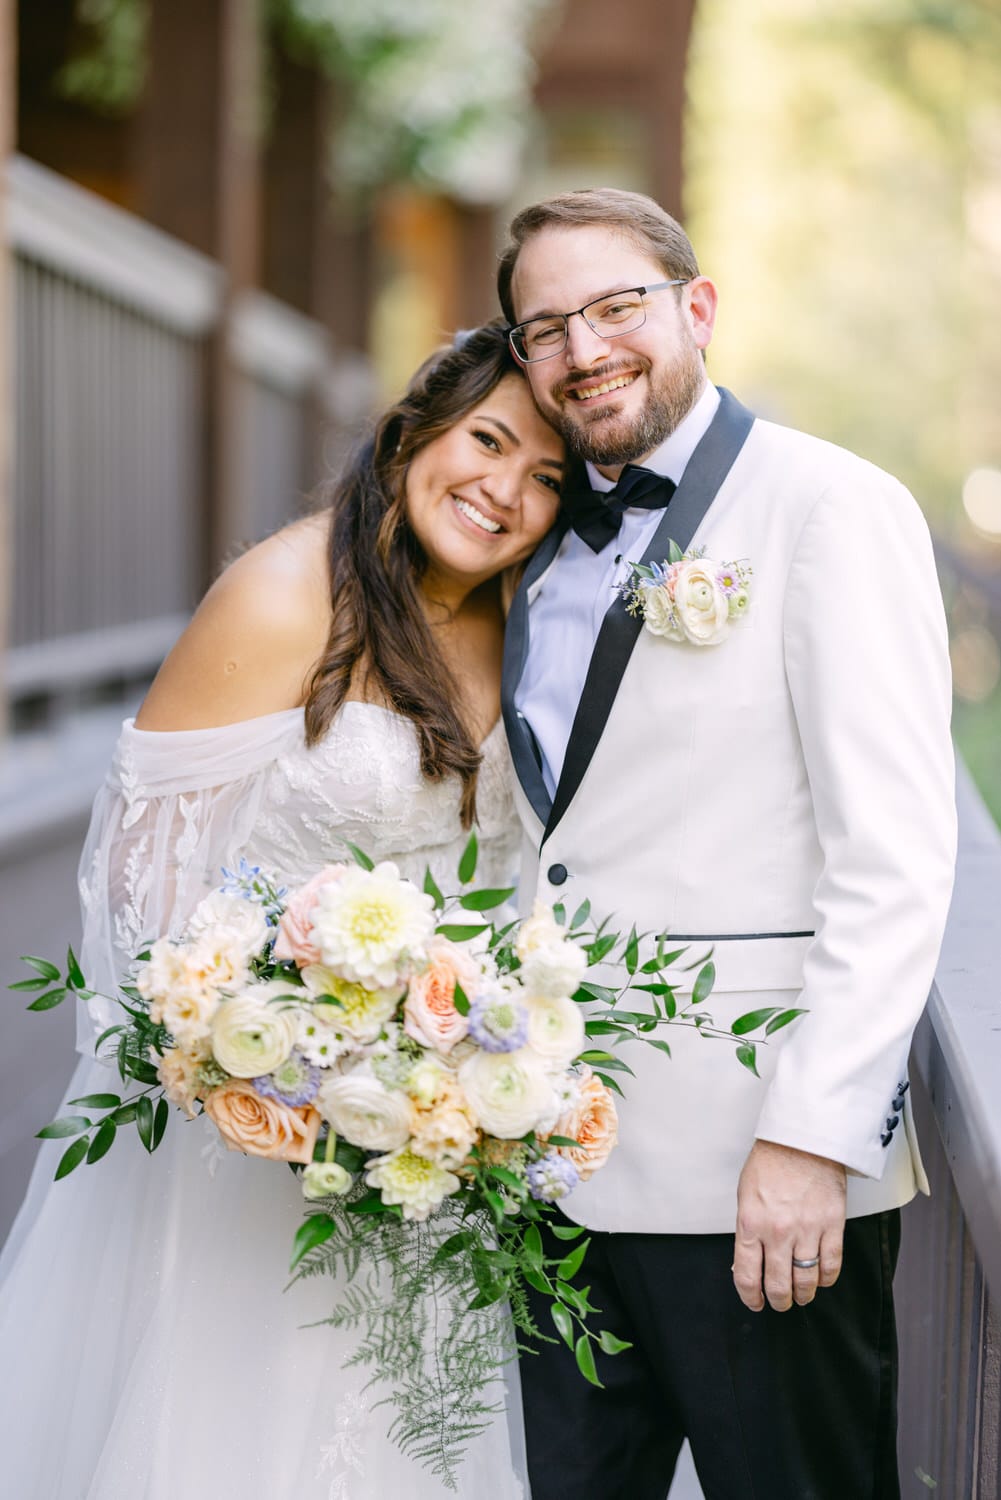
0, 703, 529, 1499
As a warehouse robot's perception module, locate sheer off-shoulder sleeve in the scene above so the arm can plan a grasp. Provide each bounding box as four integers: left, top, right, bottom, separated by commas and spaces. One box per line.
76, 711, 305, 1055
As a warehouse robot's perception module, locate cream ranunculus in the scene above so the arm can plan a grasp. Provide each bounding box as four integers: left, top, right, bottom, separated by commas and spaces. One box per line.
300, 964, 401, 1043
523, 993, 586, 1070
515, 901, 564, 960
364, 1147, 461, 1221
517, 941, 587, 1003
186, 889, 271, 959
317, 1066, 414, 1151
301, 1161, 353, 1199
310, 862, 435, 990
458, 1047, 555, 1139
203, 1081, 320, 1162
210, 980, 301, 1078
673, 558, 731, 645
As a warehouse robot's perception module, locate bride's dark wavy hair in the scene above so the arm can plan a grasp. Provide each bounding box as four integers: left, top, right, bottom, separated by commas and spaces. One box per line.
304, 320, 524, 828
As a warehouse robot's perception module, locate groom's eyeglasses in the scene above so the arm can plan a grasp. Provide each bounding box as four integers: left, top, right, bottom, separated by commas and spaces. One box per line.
508, 280, 691, 364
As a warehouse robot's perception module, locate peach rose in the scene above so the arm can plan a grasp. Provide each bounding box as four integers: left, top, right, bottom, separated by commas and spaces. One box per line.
157, 1045, 208, 1118
203, 1080, 321, 1163
551, 1067, 618, 1182
273, 867, 345, 967
403, 936, 476, 1054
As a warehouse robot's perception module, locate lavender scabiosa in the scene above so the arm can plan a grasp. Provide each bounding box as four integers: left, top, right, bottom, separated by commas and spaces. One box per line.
252, 1051, 320, 1107
526, 1151, 580, 1203
467, 992, 528, 1053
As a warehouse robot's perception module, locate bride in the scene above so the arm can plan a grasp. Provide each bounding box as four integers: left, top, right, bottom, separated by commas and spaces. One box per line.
0, 322, 563, 1499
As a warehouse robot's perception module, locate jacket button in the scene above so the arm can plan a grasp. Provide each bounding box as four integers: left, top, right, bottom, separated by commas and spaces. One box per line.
891, 1094, 906, 1113
881, 1132, 893, 1148
886, 1114, 900, 1132
547, 863, 568, 886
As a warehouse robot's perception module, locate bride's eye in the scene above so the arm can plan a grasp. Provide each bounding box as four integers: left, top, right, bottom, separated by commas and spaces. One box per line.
535, 473, 561, 494
472, 428, 501, 452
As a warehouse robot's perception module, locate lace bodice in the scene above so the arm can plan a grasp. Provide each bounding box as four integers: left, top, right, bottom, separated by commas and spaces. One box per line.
77, 703, 521, 1050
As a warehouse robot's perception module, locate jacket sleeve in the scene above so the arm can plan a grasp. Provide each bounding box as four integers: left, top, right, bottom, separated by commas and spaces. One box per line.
753, 467, 957, 1177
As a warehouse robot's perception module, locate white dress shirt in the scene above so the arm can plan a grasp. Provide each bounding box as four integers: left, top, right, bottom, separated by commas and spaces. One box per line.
516, 383, 720, 798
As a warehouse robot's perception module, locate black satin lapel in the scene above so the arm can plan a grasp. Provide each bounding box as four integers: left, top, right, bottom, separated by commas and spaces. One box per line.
501, 517, 568, 827
543, 389, 756, 841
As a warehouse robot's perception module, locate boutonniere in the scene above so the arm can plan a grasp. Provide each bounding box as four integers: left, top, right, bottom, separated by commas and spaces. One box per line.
618, 541, 753, 646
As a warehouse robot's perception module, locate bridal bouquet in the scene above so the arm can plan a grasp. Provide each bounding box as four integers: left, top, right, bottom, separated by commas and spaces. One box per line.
14, 839, 797, 1487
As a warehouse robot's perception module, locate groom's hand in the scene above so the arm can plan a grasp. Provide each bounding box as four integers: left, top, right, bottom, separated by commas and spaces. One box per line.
732, 1140, 847, 1312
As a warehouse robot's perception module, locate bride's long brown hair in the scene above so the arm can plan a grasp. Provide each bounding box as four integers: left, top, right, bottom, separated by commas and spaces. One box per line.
304, 321, 526, 828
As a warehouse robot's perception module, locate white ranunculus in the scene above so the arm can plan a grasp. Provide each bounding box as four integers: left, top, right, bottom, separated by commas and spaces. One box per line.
642, 583, 684, 640
210, 981, 301, 1078
186, 889, 271, 959
458, 1047, 555, 1139
518, 940, 587, 1002
310, 862, 435, 990
524, 994, 586, 1070
673, 559, 731, 646
364, 1146, 461, 1222
317, 1066, 414, 1151
515, 900, 565, 960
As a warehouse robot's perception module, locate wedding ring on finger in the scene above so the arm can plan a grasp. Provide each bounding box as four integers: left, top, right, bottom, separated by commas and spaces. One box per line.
792, 1255, 820, 1269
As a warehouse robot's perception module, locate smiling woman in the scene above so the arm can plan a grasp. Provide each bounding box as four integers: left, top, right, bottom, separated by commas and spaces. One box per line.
137, 321, 564, 825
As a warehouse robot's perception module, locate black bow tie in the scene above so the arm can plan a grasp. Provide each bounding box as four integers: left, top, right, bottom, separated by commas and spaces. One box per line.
565, 464, 677, 553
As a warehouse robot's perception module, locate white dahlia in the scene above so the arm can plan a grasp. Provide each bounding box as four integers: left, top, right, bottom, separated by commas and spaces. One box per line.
310, 862, 435, 990
364, 1147, 461, 1222
300, 963, 402, 1043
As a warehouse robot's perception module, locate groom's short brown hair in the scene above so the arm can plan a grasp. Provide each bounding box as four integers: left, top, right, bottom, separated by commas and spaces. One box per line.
497, 187, 701, 324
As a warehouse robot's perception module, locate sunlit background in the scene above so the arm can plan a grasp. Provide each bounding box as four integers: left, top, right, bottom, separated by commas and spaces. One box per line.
1, 0, 999, 1244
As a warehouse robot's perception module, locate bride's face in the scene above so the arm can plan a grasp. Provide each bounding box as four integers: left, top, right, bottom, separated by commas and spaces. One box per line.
405, 375, 563, 596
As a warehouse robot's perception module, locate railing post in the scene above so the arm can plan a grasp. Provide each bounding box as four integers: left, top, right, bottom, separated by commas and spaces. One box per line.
0, 0, 14, 742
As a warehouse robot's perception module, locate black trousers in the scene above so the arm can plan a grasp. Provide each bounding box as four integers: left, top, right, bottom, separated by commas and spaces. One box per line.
519, 1209, 901, 1500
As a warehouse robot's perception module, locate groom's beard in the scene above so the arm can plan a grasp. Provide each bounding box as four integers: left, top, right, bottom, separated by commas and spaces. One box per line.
551, 338, 705, 468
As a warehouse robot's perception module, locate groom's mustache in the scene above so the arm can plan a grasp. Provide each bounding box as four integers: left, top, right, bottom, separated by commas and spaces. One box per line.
553, 357, 651, 403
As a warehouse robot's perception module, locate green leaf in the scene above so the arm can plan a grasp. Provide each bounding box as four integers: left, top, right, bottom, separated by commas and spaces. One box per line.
423, 867, 445, 910
26, 987, 67, 1012
490, 1166, 528, 1194
9, 975, 53, 992
577, 1053, 634, 1075
598, 1329, 633, 1355
435, 923, 490, 942
736, 1041, 759, 1077
547, 1135, 581, 1149
344, 842, 374, 871
520, 1264, 551, 1295
123, 1057, 160, 1086
66, 946, 86, 990
433, 1230, 474, 1262
667, 538, 684, 564
523, 1223, 544, 1274
458, 886, 515, 911
624, 926, 639, 975
36, 1114, 92, 1140
551, 1302, 575, 1348
575, 1333, 603, 1387
458, 830, 478, 884
86, 1118, 117, 1164
452, 980, 470, 1016
549, 1222, 586, 1240
645, 1038, 672, 1058
67, 1093, 121, 1110
110, 1101, 139, 1126
152, 1097, 169, 1150
732, 1006, 783, 1036
289, 1213, 337, 1270
558, 1238, 591, 1282
55, 1135, 91, 1180
691, 960, 716, 1005
18, 955, 62, 982
595, 1072, 625, 1097
765, 1007, 808, 1036
576, 981, 618, 1004
136, 1095, 155, 1152
587, 935, 617, 966
345, 1188, 392, 1215
552, 902, 566, 924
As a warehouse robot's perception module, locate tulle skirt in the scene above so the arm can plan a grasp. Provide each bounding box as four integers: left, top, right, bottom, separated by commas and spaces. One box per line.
0, 1054, 528, 1500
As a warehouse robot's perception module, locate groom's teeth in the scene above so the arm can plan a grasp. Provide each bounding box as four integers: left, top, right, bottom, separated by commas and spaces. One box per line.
569, 373, 638, 400
454, 498, 501, 533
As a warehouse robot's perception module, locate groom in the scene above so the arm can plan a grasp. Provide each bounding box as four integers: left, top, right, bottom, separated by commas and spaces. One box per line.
498, 188, 957, 1497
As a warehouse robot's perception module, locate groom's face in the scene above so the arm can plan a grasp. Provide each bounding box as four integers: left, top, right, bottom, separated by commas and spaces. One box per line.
510, 224, 715, 472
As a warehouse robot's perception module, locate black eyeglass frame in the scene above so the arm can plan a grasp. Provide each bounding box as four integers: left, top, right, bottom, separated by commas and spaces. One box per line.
508, 279, 691, 363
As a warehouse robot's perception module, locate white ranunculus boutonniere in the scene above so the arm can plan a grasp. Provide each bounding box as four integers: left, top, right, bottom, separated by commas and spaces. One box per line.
619, 540, 752, 646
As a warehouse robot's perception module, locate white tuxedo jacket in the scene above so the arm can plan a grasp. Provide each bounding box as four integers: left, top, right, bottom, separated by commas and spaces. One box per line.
502, 389, 957, 1234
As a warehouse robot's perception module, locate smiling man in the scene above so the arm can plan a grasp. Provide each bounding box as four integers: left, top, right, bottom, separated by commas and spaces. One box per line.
498, 188, 957, 1499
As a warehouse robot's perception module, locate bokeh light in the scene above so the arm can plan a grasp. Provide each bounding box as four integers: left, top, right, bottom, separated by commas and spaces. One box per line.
962, 467, 1001, 539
